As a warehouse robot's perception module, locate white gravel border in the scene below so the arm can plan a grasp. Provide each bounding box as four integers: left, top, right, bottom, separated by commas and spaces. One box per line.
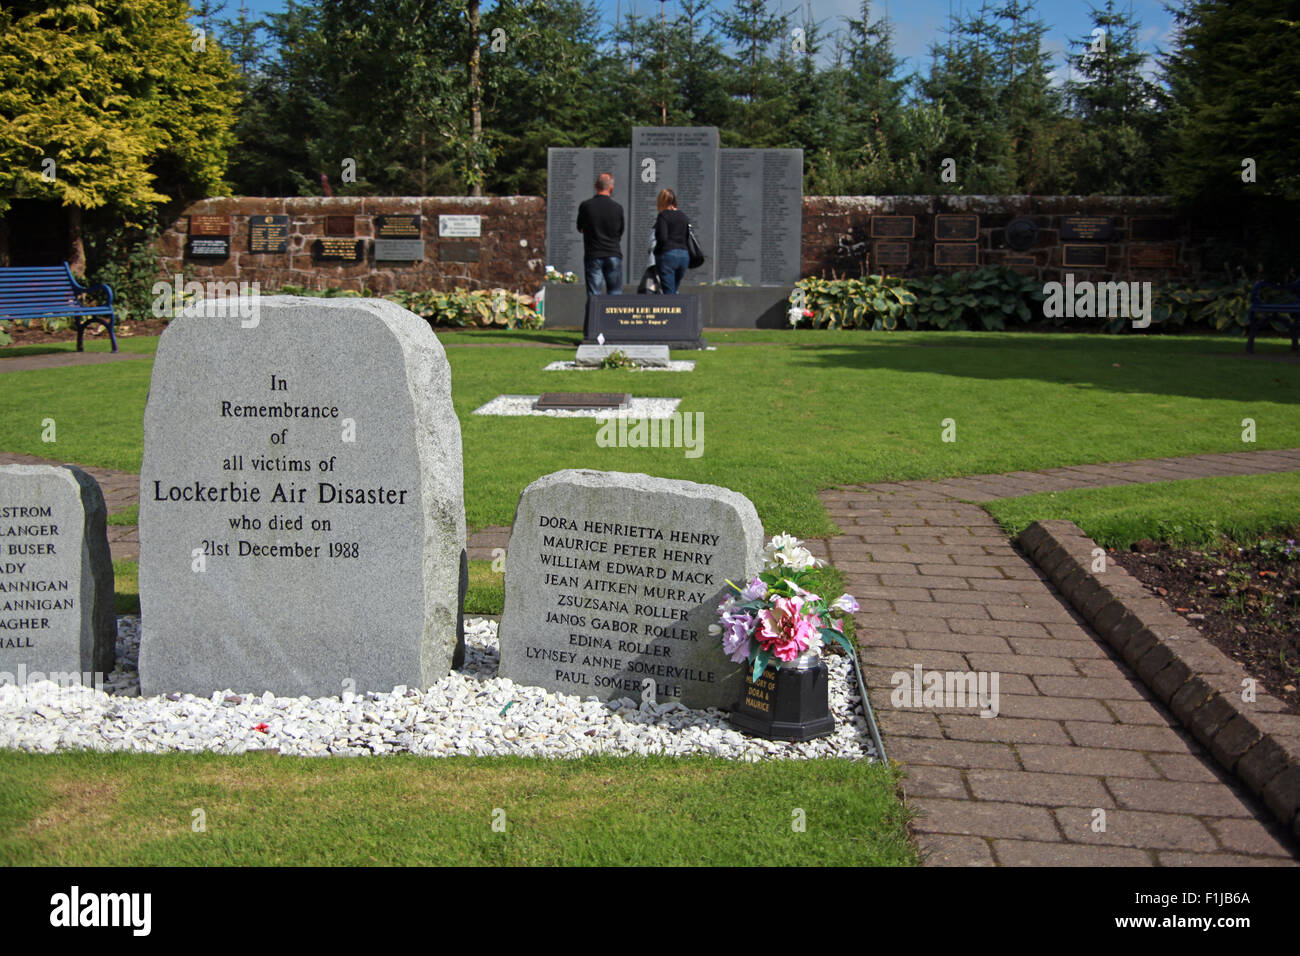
472, 395, 683, 418
543, 361, 696, 372
0, 616, 878, 761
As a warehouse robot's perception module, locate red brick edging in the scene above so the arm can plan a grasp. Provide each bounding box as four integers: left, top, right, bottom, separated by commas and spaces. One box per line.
1018, 519, 1300, 838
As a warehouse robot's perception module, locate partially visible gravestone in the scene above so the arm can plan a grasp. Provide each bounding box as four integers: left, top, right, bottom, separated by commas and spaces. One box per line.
138, 296, 466, 698
0, 465, 115, 683
498, 470, 763, 709
574, 344, 671, 367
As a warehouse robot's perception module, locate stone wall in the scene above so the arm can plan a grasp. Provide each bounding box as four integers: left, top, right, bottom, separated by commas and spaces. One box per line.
157, 196, 545, 295
800, 195, 1192, 284
159, 194, 1195, 295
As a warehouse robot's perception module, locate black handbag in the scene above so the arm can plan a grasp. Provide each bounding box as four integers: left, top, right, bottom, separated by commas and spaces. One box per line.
686, 224, 706, 269
637, 264, 661, 294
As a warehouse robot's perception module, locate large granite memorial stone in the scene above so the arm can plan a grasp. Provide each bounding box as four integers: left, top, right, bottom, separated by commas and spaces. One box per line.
138, 296, 467, 698
0, 465, 115, 683
498, 470, 763, 709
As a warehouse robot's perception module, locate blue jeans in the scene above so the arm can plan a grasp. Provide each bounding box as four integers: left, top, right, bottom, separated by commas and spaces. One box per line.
656, 248, 690, 295
584, 256, 623, 296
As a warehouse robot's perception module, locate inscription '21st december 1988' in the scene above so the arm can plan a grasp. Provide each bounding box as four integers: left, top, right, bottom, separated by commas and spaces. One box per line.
149, 374, 412, 561
530, 513, 722, 698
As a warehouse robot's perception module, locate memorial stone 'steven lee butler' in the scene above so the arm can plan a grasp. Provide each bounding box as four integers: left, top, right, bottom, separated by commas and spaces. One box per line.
138, 297, 467, 698
0, 464, 116, 681
498, 470, 764, 710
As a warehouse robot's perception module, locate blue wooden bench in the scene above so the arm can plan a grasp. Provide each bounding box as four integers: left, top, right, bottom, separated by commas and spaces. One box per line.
1246, 279, 1300, 353
0, 263, 118, 351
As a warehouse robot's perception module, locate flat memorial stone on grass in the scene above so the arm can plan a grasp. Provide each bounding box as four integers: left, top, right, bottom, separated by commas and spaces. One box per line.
138, 296, 467, 698
498, 470, 763, 709
0, 464, 115, 682
535, 393, 630, 410
574, 345, 671, 367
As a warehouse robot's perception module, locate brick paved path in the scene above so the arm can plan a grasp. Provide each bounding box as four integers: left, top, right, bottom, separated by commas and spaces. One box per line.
816, 447, 1300, 866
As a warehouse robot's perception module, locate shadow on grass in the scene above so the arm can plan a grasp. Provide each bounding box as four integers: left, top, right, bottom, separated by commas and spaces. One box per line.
782, 334, 1300, 404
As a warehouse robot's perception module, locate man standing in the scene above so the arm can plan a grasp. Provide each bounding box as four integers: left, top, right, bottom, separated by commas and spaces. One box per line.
576, 172, 624, 298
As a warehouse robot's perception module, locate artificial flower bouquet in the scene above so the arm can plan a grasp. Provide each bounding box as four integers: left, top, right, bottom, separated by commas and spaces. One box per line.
711, 534, 860, 683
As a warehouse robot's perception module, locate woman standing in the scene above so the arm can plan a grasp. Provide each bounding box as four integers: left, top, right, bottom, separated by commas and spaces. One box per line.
652, 188, 691, 295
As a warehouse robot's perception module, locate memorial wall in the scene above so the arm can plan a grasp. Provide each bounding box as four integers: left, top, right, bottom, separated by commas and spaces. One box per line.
158, 194, 1197, 301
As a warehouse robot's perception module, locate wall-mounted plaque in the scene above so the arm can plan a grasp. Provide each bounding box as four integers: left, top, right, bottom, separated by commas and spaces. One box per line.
1005, 217, 1039, 251
1003, 254, 1037, 275
325, 216, 355, 237
1060, 216, 1113, 241
374, 239, 426, 261
1062, 244, 1108, 268
440, 241, 480, 263
935, 214, 979, 241
189, 215, 231, 236
312, 238, 363, 261
375, 214, 422, 238
873, 241, 910, 267
186, 237, 230, 258
248, 214, 290, 253
1129, 218, 1177, 241
870, 216, 915, 239
935, 243, 978, 266
438, 215, 481, 238
1128, 245, 1177, 269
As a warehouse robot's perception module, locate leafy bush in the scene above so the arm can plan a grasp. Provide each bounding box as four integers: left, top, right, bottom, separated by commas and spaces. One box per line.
387, 288, 543, 329
791, 269, 1287, 336
0, 321, 10, 346
84, 221, 166, 324
790, 267, 1040, 331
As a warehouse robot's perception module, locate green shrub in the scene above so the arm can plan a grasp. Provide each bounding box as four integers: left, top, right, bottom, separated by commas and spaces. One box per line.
790, 267, 1040, 331
387, 288, 543, 330
791, 269, 1283, 336
84, 222, 167, 324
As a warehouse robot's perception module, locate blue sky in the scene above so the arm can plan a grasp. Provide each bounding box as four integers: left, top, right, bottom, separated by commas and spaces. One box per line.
223, 0, 1178, 78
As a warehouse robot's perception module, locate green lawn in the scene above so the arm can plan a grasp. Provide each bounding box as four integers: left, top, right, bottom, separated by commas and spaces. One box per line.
987, 471, 1300, 549
0, 751, 916, 866
3, 330, 1298, 537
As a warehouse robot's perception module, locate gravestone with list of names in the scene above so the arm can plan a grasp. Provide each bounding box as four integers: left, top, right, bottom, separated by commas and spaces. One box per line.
0, 465, 115, 683
498, 470, 764, 709
138, 296, 467, 698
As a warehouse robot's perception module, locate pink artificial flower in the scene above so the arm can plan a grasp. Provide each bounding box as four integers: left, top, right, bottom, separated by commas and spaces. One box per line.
757, 596, 819, 662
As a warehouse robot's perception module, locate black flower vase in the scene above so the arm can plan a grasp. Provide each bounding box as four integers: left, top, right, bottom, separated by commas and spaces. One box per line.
729, 651, 834, 742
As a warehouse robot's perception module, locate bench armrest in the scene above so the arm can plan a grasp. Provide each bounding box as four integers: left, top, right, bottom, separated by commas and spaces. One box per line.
65, 267, 114, 309
1251, 279, 1300, 305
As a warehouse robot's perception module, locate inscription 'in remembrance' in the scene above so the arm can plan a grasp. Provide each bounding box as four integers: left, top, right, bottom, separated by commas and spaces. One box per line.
528, 513, 723, 698
148, 374, 412, 563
